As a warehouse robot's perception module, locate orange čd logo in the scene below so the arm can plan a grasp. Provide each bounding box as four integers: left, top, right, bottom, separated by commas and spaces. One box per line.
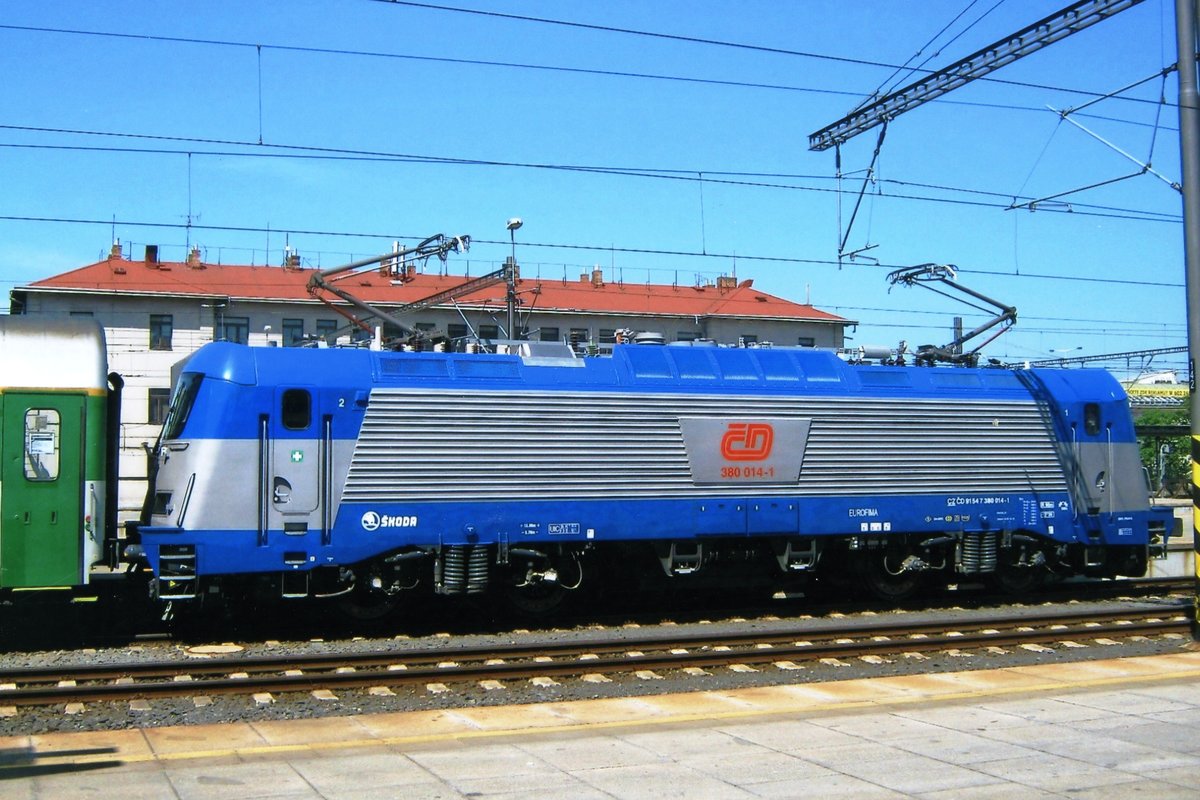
720, 423, 774, 461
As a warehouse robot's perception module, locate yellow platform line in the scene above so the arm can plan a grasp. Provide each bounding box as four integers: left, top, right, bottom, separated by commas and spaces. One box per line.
6, 651, 1200, 768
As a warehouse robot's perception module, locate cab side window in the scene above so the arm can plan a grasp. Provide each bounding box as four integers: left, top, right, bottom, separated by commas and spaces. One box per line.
282, 389, 311, 430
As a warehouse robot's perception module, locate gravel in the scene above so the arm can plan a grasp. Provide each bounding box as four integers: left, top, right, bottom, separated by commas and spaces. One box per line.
1, 589, 1193, 736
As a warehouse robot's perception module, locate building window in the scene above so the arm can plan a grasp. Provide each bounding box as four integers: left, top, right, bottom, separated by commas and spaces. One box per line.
415, 322, 436, 332
676, 331, 698, 342
315, 319, 338, 340
447, 323, 469, 341
797, 336, 815, 347
282, 318, 305, 347
599, 328, 616, 344
218, 316, 249, 344
569, 327, 589, 346
148, 388, 171, 425
150, 314, 173, 351
479, 324, 499, 339
539, 327, 560, 343
740, 334, 758, 345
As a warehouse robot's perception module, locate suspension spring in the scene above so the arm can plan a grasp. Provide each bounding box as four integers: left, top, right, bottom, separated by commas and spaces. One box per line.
441, 545, 468, 594
467, 545, 490, 594
959, 532, 999, 574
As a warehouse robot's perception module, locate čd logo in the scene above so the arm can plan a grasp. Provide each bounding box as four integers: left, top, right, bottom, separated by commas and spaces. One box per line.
720, 423, 774, 461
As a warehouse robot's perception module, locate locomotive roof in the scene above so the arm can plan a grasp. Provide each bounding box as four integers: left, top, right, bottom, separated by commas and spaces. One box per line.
177, 341, 1127, 403
0, 316, 109, 392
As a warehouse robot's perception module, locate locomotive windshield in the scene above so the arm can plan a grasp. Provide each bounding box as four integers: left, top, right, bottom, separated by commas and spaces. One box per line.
161, 372, 203, 440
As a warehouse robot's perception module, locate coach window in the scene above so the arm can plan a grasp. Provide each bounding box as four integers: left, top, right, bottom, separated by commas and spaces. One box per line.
23, 409, 61, 481
282, 389, 311, 431
150, 314, 173, 351
1084, 403, 1101, 436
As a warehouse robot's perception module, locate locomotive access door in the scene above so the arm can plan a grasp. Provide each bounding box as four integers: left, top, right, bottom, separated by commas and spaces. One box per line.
0, 393, 85, 588
268, 387, 321, 532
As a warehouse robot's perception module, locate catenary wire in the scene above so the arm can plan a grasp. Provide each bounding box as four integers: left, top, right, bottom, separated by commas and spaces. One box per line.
0, 132, 1180, 225
0, 22, 1175, 116
365, 0, 1167, 106
0, 213, 1184, 291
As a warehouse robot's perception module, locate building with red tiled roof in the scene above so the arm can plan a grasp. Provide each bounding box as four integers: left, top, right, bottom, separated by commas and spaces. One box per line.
12, 244, 850, 347
9, 242, 852, 519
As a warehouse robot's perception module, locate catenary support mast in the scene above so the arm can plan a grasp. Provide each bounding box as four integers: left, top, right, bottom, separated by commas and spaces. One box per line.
1174, 0, 1200, 637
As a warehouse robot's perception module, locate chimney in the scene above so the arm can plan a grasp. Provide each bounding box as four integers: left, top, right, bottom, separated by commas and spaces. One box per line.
186, 246, 203, 269
144, 244, 159, 266
109, 240, 123, 260
716, 275, 737, 290
591, 267, 604, 288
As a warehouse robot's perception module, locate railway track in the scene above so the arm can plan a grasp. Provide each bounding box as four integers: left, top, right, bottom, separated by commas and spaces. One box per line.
1, 601, 1190, 709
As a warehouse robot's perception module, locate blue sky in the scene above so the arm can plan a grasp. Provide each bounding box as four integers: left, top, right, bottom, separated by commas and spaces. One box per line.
0, 0, 1188, 377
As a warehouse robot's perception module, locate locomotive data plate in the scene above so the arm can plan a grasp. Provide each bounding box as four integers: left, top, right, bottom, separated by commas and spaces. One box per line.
679, 417, 811, 486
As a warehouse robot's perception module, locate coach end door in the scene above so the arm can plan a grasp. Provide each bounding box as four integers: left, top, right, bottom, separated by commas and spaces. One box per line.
1, 394, 85, 588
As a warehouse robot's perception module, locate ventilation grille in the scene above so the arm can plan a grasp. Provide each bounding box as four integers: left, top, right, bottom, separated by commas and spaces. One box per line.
342, 389, 1067, 501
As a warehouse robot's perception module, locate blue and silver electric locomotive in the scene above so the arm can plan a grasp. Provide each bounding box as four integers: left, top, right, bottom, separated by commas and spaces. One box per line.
133, 341, 1175, 612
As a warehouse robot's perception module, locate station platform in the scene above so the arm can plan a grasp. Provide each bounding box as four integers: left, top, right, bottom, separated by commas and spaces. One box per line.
3, 648, 1200, 798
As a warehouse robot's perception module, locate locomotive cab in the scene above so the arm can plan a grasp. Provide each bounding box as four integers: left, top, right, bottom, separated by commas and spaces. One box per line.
1027, 368, 1172, 578
140, 344, 366, 604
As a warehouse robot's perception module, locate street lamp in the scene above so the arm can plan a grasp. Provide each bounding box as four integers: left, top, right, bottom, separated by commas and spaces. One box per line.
505, 218, 523, 340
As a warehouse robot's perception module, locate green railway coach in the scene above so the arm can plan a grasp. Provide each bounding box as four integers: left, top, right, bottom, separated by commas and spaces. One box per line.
0, 316, 122, 590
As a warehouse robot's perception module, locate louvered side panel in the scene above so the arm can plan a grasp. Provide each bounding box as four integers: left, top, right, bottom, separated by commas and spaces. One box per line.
342, 390, 1068, 501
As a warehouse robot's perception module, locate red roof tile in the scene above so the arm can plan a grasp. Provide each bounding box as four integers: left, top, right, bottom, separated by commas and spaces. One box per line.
24, 258, 850, 324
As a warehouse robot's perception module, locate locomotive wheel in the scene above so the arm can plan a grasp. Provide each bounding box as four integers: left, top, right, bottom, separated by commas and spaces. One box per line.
856, 549, 923, 602
337, 591, 400, 621
504, 582, 569, 619
990, 563, 1046, 595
